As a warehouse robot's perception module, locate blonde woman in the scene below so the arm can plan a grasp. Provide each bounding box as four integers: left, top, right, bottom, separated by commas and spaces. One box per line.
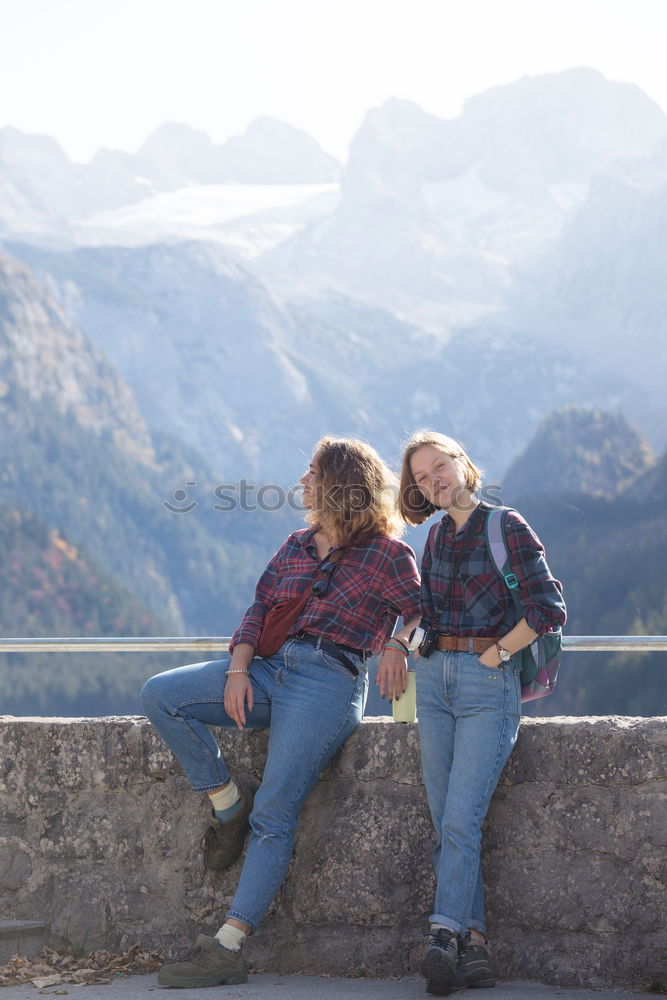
141, 436, 421, 988
399, 430, 565, 996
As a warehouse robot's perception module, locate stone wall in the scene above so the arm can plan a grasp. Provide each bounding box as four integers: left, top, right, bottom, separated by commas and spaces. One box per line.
0, 715, 665, 988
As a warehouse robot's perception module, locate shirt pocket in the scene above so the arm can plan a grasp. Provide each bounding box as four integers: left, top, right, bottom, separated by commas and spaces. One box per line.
273, 571, 311, 603
328, 566, 380, 613
328, 579, 362, 610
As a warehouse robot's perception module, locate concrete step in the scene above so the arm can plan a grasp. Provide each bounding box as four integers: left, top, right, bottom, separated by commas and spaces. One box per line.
0, 919, 49, 964
0, 974, 658, 1000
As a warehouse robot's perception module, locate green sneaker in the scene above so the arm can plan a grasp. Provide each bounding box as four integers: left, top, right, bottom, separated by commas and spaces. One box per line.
201, 776, 259, 872
157, 934, 247, 988
459, 934, 495, 988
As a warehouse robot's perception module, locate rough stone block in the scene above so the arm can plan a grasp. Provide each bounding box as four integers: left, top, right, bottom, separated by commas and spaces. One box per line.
0, 714, 665, 988
0, 919, 49, 964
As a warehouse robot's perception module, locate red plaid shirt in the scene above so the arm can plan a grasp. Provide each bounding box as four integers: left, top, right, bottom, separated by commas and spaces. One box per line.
230, 528, 421, 655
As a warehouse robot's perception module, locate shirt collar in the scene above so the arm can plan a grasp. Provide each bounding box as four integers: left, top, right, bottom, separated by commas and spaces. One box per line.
439, 500, 484, 537
296, 526, 354, 555
296, 527, 318, 550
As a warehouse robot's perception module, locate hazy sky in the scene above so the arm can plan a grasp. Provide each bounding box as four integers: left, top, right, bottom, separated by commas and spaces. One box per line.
2, 0, 666, 163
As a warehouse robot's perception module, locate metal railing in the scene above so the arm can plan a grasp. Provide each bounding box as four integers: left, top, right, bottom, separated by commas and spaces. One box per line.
0, 636, 666, 653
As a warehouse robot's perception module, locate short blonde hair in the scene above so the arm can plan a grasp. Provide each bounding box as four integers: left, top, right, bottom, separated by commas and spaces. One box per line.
306, 436, 404, 544
398, 429, 484, 525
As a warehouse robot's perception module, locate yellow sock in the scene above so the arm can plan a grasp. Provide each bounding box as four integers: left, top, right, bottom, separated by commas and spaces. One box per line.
208, 781, 241, 819
215, 923, 246, 952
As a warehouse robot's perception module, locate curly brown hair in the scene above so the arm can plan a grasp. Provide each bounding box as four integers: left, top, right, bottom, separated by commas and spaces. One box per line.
305, 436, 404, 545
398, 429, 484, 525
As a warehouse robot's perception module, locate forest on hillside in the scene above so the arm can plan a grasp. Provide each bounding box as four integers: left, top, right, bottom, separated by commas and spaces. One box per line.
3, 436, 666, 718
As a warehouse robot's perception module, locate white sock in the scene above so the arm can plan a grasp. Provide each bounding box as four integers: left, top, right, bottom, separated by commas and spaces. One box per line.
208, 780, 240, 813
215, 923, 246, 952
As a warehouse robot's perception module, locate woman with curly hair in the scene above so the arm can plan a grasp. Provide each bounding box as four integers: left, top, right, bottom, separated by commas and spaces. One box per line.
141, 436, 421, 988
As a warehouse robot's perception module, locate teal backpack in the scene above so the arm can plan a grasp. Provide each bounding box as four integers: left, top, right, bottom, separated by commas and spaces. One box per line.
485, 506, 563, 703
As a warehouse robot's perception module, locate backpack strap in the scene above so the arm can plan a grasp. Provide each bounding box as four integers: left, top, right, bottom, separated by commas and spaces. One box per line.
485, 505, 519, 591
485, 505, 563, 701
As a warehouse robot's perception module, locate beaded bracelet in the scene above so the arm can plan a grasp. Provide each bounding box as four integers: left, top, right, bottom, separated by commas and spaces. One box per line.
383, 641, 408, 655
387, 636, 409, 654
225, 668, 249, 675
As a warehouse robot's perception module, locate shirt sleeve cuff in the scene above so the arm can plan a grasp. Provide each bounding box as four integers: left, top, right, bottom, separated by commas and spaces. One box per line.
524, 607, 552, 636
229, 627, 261, 654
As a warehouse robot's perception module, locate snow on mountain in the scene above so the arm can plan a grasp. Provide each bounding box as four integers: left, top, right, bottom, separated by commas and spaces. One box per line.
3, 68, 666, 467
255, 70, 667, 325
74, 182, 339, 254
0, 118, 342, 237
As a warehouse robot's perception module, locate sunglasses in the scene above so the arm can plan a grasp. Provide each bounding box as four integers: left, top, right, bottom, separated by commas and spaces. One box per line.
311, 559, 338, 598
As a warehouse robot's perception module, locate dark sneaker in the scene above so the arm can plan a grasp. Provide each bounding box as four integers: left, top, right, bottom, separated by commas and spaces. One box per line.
157, 933, 247, 988
201, 776, 259, 872
421, 928, 465, 995
459, 934, 495, 988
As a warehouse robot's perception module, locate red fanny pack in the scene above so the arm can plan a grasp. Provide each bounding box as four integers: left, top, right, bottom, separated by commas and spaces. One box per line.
256, 552, 342, 659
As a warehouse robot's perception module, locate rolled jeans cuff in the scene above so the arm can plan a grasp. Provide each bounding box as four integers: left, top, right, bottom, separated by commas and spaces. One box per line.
430, 914, 464, 936
192, 777, 231, 793
226, 908, 258, 932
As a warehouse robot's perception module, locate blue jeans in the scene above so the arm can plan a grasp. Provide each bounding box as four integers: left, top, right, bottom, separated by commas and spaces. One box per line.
415, 650, 521, 937
140, 638, 367, 930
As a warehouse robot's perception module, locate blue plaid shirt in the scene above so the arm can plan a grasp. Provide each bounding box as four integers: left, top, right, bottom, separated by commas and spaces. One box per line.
420, 505, 566, 637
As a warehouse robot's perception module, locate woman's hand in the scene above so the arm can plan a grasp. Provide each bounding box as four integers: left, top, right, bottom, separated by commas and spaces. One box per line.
478, 646, 501, 668
478, 622, 537, 669
224, 672, 254, 730
376, 647, 408, 702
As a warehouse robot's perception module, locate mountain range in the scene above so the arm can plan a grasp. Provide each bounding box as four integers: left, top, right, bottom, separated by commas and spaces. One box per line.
0, 252, 298, 632
1, 66, 666, 716
501, 409, 667, 718
3, 67, 666, 471
0, 117, 340, 240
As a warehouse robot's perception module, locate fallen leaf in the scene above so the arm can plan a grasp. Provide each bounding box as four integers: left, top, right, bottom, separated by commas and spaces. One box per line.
32, 976, 63, 988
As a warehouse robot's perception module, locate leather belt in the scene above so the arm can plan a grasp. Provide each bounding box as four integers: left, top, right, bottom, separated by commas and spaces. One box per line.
290, 631, 368, 676
436, 635, 499, 654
